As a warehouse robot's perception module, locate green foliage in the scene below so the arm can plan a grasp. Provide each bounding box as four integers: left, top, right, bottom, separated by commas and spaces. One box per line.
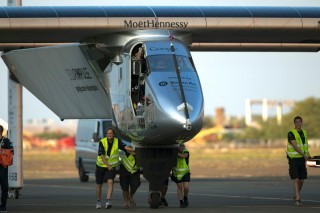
238, 126, 262, 141
285, 97, 320, 138
203, 115, 214, 128
241, 97, 320, 140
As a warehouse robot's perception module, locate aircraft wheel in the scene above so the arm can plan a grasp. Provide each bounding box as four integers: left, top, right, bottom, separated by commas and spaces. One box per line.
149, 192, 160, 209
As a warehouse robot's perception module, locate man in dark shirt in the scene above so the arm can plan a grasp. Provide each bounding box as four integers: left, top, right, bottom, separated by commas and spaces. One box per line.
0, 125, 14, 213
287, 116, 310, 206
95, 128, 134, 209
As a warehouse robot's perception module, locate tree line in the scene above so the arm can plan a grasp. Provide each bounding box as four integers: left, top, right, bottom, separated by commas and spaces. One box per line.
204, 97, 320, 141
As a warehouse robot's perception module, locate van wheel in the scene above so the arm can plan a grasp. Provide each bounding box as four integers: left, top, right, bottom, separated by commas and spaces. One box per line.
78, 162, 89, 182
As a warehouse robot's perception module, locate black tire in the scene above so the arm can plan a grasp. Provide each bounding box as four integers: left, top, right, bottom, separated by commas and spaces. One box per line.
78, 161, 89, 182
150, 192, 160, 209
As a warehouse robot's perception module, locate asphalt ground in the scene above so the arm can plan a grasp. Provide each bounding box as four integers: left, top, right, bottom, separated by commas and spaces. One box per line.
6, 175, 320, 213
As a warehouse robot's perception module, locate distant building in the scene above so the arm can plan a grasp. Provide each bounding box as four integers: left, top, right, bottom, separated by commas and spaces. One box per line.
215, 107, 225, 127
245, 99, 295, 126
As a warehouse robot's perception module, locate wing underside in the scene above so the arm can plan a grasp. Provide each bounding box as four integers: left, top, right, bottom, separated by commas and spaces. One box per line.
2, 44, 113, 119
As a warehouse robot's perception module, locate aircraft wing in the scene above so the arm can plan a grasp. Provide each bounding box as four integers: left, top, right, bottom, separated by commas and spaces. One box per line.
1, 6, 320, 118
1, 44, 113, 120
0, 6, 319, 51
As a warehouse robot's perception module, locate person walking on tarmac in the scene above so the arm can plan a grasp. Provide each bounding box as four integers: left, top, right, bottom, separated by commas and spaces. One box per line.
171, 143, 190, 208
0, 125, 14, 213
287, 116, 311, 206
119, 145, 141, 208
95, 128, 134, 209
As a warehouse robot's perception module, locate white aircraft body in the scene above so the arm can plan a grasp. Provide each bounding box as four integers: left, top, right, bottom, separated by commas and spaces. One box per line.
1, 5, 320, 208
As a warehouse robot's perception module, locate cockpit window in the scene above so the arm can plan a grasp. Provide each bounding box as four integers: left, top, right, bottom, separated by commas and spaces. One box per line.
148, 55, 174, 72
176, 55, 194, 72
147, 55, 194, 72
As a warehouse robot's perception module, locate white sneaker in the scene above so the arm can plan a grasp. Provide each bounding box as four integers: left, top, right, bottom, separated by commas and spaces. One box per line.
96, 201, 101, 209
106, 200, 112, 209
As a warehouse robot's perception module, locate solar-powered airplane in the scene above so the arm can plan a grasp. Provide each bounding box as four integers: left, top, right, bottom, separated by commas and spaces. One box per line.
1, 5, 320, 208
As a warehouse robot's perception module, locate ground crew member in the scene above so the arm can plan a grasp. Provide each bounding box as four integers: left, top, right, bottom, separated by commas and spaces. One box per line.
119, 145, 141, 208
171, 143, 190, 208
159, 179, 169, 207
287, 116, 310, 206
95, 128, 134, 209
0, 125, 14, 213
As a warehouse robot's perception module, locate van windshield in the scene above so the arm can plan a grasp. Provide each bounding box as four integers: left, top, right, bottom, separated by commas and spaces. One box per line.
102, 120, 112, 135
147, 55, 194, 72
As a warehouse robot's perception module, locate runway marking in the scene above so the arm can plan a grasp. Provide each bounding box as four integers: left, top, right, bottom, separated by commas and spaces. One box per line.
26, 183, 320, 205
185, 192, 320, 204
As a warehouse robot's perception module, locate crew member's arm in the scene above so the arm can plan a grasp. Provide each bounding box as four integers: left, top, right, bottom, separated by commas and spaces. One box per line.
290, 140, 309, 160
178, 151, 189, 158
101, 155, 112, 170
125, 146, 135, 155
118, 140, 135, 153
98, 141, 112, 170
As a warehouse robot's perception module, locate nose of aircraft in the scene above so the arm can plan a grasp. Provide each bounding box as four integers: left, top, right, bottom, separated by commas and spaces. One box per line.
147, 73, 204, 142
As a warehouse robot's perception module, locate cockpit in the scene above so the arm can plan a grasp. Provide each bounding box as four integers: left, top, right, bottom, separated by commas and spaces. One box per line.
147, 55, 195, 73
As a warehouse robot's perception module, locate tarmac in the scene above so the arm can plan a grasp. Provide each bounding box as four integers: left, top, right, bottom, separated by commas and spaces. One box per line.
7, 175, 320, 213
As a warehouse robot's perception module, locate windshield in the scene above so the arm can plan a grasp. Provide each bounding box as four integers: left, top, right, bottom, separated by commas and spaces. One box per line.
102, 120, 112, 134
147, 55, 195, 72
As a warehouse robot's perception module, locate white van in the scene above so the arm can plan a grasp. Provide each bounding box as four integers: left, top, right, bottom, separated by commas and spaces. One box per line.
75, 119, 113, 182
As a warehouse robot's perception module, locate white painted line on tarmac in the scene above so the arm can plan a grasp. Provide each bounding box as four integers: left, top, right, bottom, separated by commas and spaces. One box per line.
25, 184, 320, 205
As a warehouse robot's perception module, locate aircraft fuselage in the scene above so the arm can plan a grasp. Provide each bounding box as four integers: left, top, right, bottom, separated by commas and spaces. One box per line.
107, 38, 204, 146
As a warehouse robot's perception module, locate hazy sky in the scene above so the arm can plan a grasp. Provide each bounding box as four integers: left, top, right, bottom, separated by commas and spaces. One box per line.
1, 0, 320, 123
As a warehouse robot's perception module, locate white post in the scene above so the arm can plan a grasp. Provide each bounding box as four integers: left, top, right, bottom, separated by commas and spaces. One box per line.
276, 103, 282, 125
262, 98, 268, 122
7, 0, 23, 195
245, 99, 252, 126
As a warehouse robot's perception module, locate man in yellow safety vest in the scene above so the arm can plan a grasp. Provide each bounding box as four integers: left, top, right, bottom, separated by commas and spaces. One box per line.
95, 128, 134, 209
119, 145, 141, 208
171, 143, 190, 208
287, 116, 311, 206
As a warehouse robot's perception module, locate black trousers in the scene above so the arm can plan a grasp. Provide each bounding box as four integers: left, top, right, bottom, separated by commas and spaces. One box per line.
0, 166, 8, 208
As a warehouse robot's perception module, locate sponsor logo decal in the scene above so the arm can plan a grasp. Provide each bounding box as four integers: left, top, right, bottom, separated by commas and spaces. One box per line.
65, 67, 99, 93
124, 20, 188, 29
159, 81, 168, 86
149, 47, 176, 52
75, 86, 99, 93
65, 67, 92, 81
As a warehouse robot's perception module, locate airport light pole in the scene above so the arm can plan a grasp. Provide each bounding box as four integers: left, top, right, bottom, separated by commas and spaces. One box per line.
7, 0, 23, 199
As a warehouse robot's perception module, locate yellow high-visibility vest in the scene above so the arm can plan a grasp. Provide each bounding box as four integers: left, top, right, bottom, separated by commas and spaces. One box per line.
287, 129, 309, 158
96, 138, 119, 168
172, 149, 190, 180
121, 153, 140, 174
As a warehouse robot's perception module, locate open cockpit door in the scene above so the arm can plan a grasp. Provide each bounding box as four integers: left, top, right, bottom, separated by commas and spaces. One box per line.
2, 44, 113, 120
130, 43, 147, 116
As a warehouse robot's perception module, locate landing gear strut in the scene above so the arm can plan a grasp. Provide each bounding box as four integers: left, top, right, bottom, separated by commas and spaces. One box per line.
136, 146, 178, 209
